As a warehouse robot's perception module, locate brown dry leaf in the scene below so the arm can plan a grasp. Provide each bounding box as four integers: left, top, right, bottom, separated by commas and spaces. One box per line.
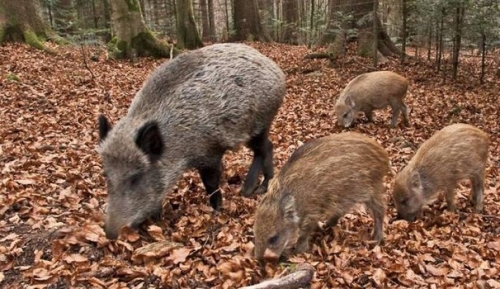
166, 247, 192, 264
1, 42, 499, 288
64, 254, 89, 264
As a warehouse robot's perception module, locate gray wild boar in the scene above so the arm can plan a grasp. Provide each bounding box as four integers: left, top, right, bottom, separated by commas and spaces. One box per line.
98, 43, 286, 239
253, 132, 390, 263
335, 71, 409, 128
392, 123, 489, 222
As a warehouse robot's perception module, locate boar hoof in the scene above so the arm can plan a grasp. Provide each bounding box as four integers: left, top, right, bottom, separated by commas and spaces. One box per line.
240, 185, 259, 197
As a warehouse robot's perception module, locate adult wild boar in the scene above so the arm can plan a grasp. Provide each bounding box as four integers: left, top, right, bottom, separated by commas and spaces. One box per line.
335, 71, 409, 128
253, 133, 390, 263
392, 123, 489, 222
98, 43, 286, 239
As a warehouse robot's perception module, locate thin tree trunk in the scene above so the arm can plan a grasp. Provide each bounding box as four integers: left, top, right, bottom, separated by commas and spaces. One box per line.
452, 1, 464, 80
283, 0, 299, 44
208, 0, 216, 41
401, 0, 407, 63
427, 25, 432, 61
200, 0, 211, 41
373, 1, 378, 67
310, 0, 315, 43
480, 32, 486, 84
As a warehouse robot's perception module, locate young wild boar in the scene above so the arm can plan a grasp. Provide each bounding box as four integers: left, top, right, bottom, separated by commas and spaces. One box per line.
392, 124, 489, 222
253, 133, 390, 263
335, 71, 409, 128
98, 43, 286, 239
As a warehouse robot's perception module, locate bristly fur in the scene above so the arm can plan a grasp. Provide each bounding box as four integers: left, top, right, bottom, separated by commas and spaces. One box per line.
335, 71, 409, 127
98, 43, 286, 239
392, 123, 489, 221
253, 132, 390, 262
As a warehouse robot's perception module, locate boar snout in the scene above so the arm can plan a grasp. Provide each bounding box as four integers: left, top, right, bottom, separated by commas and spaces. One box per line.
257, 248, 280, 265
397, 212, 417, 222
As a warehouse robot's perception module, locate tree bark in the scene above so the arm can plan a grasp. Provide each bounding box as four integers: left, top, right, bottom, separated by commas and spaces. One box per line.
232, 0, 271, 42
0, 0, 58, 53
108, 0, 174, 58
176, 0, 203, 49
327, 0, 403, 58
239, 263, 315, 289
282, 0, 299, 44
208, 0, 216, 41
200, 0, 211, 41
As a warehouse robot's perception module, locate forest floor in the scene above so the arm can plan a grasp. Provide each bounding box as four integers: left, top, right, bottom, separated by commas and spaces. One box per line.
0, 42, 499, 289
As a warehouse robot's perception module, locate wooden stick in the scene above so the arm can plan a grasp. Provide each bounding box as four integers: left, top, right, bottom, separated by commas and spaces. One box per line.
240, 263, 315, 289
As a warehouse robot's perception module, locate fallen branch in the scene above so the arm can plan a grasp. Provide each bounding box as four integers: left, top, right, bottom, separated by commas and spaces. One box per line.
240, 263, 315, 289
304, 52, 334, 61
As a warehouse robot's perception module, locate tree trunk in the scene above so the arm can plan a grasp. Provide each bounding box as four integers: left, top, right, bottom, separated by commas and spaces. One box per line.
372, 0, 378, 67
53, 0, 76, 36
208, 0, 216, 41
318, 0, 336, 45
452, 0, 464, 80
401, 0, 407, 63
232, 0, 271, 41
282, 0, 299, 44
328, 0, 403, 58
480, 33, 486, 84
0, 0, 58, 53
176, 0, 203, 49
108, 0, 174, 58
200, 0, 210, 41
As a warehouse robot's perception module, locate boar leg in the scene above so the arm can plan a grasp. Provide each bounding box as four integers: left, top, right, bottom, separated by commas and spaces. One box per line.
242, 131, 274, 196
390, 107, 401, 127
444, 188, 456, 212
471, 175, 484, 212
367, 194, 385, 244
401, 102, 410, 126
198, 156, 223, 210
364, 110, 374, 123
324, 213, 343, 229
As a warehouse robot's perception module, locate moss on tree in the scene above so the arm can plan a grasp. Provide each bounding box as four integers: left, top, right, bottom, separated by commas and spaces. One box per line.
124, 0, 140, 12
107, 31, 178, 59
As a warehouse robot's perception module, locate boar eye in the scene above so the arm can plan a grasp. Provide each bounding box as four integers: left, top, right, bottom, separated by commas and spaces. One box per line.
130, 173, 142, 186
268, 234, 279, 245
400, 198, 408, 206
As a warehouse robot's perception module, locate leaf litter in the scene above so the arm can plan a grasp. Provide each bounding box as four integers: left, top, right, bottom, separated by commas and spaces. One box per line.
0, 42, 499, 288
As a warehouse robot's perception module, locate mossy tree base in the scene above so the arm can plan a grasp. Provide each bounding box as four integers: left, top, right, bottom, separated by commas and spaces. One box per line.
0, 24, 57, 54
107, 31, 178, 59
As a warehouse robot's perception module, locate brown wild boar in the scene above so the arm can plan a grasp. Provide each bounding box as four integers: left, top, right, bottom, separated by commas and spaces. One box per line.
98, 43, 286, 239
335, 71, 409, 128
392, 123, 489, 222
253, 133, 390, 263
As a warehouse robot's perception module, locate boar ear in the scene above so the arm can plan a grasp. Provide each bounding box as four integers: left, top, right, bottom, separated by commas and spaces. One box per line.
135, 121, 164, 162
345, 95, 355, 108
280, 194, 299, 224
410, 171, 423, 192
98, 114, 111, 143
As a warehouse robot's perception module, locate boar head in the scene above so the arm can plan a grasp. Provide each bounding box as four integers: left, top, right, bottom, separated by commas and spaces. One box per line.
392, 169, 425, 222
253, 192, 300, 264
336, 95, 356, 128
98, 115, 167, 239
